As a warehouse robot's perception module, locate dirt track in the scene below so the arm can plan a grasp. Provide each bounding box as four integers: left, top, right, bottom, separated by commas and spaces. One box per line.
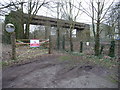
2, 53, 118, 88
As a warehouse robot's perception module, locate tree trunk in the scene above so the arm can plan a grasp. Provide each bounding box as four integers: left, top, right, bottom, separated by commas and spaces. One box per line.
48, 35, 51, 54
62, 35, 65, 50
45, 26, 49, 39
94, 2, 100, 56
70, 28, 73, 52
25, 22, 30, 39
20, 3, 24, 39
108, 40, 115, 57
80, 41, 83, 53
95, 24, 100, 56
57, 28, 60, 50
100, 45, 104, 55
94, 31, 100, 56
56, 2, 60, 50
17, 16, 24, 39
11, 32, 16, 60
92, 2, 95, 37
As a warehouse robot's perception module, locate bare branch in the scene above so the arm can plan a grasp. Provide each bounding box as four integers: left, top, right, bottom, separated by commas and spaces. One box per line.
0, 2, 26, 10
100, 1, 114, 21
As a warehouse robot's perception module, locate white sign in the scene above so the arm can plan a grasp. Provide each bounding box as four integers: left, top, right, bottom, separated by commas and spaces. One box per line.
5, 23, 15, 33
86, 42, 90, 46
30, 39, 40, 47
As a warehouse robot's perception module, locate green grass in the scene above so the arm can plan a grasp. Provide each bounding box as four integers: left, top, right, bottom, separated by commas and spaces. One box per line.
59, 55, 71, 61
60, 50, 118, 69
86, 55, 118, 68
2, 49, 48, 67
61, 50, 84, 56
107, 74, 119, 84
0, 60, 12, 67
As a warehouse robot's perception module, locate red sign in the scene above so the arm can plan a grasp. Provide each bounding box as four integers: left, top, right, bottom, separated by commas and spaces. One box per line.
30, 39, 40, 47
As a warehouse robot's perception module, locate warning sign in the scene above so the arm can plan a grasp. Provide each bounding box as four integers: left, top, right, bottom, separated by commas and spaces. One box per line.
30, 39, 40, 47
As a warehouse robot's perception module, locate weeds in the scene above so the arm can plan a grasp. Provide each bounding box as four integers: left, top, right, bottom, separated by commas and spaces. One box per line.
59, 50, 118, 69
2, 49, 48, 67
59, 55, 71, 61
107, 74, 119, 84
86, 55, 118, 69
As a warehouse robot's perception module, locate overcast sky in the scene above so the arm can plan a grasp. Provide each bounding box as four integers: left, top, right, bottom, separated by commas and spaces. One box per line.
0, 0, 119, 32
0, 0, 118, 23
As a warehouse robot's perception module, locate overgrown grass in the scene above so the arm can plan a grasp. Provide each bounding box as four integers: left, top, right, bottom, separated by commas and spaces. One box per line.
59, 50, 119, 69
61, 50, 84, 56
86, 55, 118, 69
0, 60, 15, 67
107, 74, 119, 84
59, 55, 71, 61
2, 49, 48, 67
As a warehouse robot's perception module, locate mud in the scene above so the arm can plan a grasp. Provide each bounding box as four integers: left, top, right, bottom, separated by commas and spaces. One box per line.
2, 54, 118, 88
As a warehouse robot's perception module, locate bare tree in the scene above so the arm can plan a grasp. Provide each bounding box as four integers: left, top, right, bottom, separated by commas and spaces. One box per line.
1, 0, 49, 39
1, 0, 26, 41
79, 0, 114, 56
0, 0, 26, 16
60, 0, 81, 52
106, 2, 120, 39
108, 1, 120, 59
24, 0, 49, 39
56, 2, 60, 50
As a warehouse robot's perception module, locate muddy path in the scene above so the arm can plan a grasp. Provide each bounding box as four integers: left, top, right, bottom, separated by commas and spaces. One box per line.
2, 54, 118, 88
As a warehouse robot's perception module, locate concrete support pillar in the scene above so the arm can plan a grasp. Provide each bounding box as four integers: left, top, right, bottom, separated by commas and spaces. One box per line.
45, 26, 50, 39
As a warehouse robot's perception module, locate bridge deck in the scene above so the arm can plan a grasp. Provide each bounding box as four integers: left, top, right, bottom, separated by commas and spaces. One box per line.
12, 11, 89, 30
24, 14, 88, 30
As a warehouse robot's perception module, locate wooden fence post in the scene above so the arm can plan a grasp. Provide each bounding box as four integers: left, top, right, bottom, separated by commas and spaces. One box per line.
108, 40, 115, 57
62, 35, 65, 50
48, 35, 51, 54
80, 41, 83, 53
11, 32, 16, 60
100, 45, 104, 55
